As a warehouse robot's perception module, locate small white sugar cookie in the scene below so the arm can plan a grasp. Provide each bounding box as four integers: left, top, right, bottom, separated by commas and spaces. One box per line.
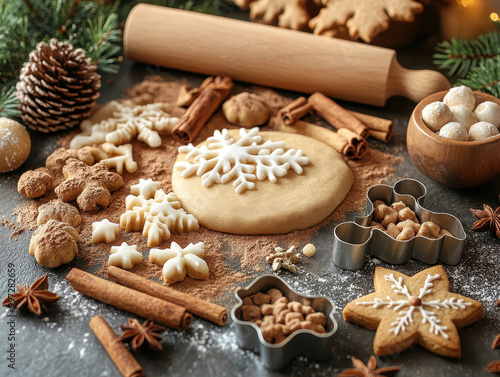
421, 101, 451, 131
450, 105, 477, 131
468, 121, 500, 141
443, 86, 476, 111
130, 178, 162, 199
92, 219, 119, 243
439, 122, 468, 141
149, 241, 208, 285
474, 101, 500, 129
108, 242, 142, 269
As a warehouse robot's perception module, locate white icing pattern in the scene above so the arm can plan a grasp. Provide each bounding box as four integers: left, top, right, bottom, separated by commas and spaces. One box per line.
108, 242, 142, 269
174, 127, 309, 194
120, 189, 199, 247
150, 241, 208, 285
356, 274, 472, 339
70, 102, 179, 149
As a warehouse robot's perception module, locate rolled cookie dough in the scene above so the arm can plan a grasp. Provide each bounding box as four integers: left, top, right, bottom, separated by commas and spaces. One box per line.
172, 130, 353, 234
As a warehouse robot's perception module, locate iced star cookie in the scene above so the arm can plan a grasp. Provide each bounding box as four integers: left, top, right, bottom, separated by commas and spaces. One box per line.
343, 265, 482, 359
172, 128, 353, 234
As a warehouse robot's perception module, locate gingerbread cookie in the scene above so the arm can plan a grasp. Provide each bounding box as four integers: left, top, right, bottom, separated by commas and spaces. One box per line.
309, 0, 424, 43
17, 167, 52, 198
343, 265, 483, 359
29, 219, 80, 268
55, 159, 124, 211
172, 128, 353, 234
37, 201, 82, 227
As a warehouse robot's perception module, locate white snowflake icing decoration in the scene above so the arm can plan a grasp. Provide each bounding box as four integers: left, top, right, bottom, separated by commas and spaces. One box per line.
356, 273, 472, 339
174, 127, 310, 194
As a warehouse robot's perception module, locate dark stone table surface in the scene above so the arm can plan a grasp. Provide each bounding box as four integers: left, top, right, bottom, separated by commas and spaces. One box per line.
1, 14, 499, 377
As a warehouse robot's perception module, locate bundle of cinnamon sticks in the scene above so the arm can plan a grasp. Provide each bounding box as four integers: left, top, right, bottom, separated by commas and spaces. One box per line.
276, 92, 394, 159
173, 75, 233, 142
68, 267, 229, 377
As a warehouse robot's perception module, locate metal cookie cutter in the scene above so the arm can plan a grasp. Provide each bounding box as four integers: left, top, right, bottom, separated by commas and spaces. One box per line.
231, 275, 338, 370
333, 178, 466, 270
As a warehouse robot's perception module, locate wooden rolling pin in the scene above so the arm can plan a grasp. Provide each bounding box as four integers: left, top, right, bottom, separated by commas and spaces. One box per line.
124, 4, 450, 106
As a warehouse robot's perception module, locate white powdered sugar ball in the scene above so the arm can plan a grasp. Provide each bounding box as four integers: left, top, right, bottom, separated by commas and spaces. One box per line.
474, 101, 500, 128
450, 105, 477, 131
443, 86, 476, 110
421, 101, 451, 131
468, 121, 500, 141
438, 122, 468, 141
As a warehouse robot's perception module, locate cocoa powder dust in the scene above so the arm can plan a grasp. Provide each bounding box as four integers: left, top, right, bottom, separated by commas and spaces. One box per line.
13, 76, 402, 302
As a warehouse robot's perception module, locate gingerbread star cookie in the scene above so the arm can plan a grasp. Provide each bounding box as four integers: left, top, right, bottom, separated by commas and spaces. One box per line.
343, 265, 483, 359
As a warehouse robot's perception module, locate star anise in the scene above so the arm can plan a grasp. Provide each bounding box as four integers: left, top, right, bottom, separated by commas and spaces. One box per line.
338, 355, 402, 377
119, 318, 165, 351
470, 204, 500, 238
2, 274, 60, 316
485, 361, 500, 373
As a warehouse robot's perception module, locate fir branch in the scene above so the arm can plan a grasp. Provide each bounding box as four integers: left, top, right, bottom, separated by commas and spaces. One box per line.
0, 86, 20, 119
457, 57, 500, 98
433, 32, 500, 77
0, 0, 231, 120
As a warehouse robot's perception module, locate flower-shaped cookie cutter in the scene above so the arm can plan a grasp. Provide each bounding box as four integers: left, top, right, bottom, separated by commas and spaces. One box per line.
231, 275, 338, 370
333, 178, 466, 270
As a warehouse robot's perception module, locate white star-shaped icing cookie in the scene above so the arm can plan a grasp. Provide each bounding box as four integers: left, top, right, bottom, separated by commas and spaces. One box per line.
149, 241, 208, 285
130, 178, 162, 199
92, 219, 120, 243
108, 242, 142, 269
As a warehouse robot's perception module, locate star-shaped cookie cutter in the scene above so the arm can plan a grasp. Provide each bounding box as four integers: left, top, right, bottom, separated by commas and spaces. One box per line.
231, 274, 338, 370
333, 178, 466, 270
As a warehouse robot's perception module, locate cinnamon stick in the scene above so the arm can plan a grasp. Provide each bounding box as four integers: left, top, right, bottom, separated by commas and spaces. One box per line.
309, 92, 370, 139
67, 268, 192, 329
89, 315, 144, 377
176, 76, 215, 107
108, 266, 228, 326
337, 128, 369, 159
269, 117, 357, 160
172, 76, 233, 142
348, 110, 393, 143
278, 97, 313, 125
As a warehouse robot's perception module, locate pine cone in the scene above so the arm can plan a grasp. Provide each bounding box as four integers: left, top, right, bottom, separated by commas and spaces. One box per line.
16, 39, 101, 133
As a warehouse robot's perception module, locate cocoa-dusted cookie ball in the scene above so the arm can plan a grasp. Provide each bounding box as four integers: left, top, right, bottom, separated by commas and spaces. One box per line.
421, 101, 451, 131
468, 121, 500, 141
474, 101, 500, 129
450, 105, 477, 131
222, 92, 271, 128
443, 86, 476, 111
0, 117, 31, 173
438, 122, 468, 141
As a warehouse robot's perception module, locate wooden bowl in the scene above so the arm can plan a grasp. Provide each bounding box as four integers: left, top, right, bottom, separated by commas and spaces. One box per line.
407, 90, 500, 188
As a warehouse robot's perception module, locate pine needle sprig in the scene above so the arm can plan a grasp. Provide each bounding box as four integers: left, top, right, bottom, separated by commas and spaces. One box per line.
457, 56, 500, 98
0, 0, 230, 120
0, 86, 20, 119
433, 32, 500, 77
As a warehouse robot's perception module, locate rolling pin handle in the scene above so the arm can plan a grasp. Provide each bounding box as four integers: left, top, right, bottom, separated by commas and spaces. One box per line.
386, 57, 451, 103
